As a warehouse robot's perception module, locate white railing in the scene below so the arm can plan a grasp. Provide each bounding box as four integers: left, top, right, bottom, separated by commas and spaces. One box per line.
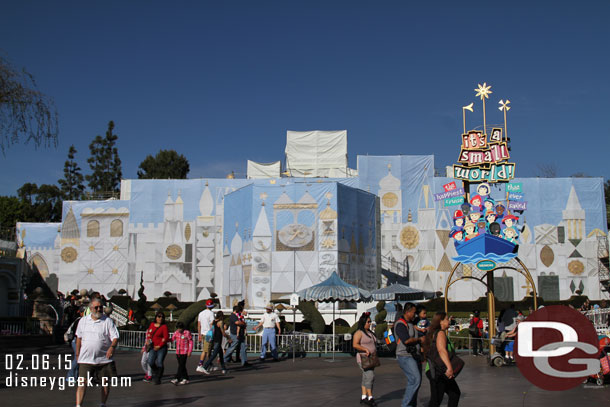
0, 320, 42, 335
582, 307, 610, 335
118, 330, 354, 354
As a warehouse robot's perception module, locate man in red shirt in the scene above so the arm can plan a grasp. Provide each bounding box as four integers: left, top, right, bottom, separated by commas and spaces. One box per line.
469, 310, 484, 356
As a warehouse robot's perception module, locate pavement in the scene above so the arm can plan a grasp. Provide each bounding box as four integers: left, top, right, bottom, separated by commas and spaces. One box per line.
1, 344, 609, 407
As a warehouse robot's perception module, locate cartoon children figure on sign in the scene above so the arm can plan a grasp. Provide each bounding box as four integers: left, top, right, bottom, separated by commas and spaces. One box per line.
449, 228, 464, 247
463, 221, 479, 241
489, 222, 502, 237
502, 213, 518, 230
469, 195, 483, 211
502, 226, 519, 244
468, 206, 482, 226
485, 211, 497, 232
453, 209, 465, 228
495, 202, 506, 221
483, 196, 495, 213
476, 182, 491, 200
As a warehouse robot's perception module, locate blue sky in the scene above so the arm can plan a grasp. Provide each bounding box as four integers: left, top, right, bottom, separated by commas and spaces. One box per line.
1, 1, 609, 196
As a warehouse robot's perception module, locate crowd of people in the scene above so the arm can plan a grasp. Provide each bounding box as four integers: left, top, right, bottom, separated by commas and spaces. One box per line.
56, 287, 609, 407
353, 304, 462, 407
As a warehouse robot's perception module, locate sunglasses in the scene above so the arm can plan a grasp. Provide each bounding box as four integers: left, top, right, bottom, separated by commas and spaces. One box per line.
93, 305, 103, 309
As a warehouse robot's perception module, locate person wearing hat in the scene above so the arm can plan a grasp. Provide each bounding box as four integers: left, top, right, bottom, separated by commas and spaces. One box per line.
502, 214, 519, 229
452, 209, 465, 228
196, 299, 216, 372
253, 304, 281, 362
483, 197, 496, 214
448, 228, 464, 247
495, 203, 506, 221
469, 195, 483, 211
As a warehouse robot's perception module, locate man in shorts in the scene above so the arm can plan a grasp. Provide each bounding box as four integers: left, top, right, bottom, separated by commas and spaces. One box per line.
196, 299, 216, 372
75, 298, 119, 407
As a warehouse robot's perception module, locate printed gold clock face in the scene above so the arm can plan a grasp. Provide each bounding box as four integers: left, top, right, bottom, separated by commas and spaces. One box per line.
278, 223, 313, 248
399, 226, 420, 249
61, 247, 78, 263
166, 244, 183, 260
382, 192, 399, 208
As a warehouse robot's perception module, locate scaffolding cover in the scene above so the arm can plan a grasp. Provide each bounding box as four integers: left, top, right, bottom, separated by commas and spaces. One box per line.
247, 160, 281, 179
285, 130, 348, 177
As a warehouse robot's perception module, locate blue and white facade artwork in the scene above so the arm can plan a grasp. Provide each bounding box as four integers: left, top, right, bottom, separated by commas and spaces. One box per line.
16, 153, 609, 306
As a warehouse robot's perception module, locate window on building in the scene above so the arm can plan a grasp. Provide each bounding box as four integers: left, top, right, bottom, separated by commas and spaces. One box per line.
87, 220, 100, 237
110, 219, 123, 237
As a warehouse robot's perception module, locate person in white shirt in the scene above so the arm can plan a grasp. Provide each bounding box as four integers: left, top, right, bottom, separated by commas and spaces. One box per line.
75, 298, 119, 407
196, 299, 216, 372
254, 303, 281, 361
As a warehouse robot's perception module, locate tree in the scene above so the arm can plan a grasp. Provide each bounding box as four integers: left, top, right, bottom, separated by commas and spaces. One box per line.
0, 196, 24, 230
86, 121, 122, 195
137, 149, 190, 179
536, 163, 557, 178
16, 182, 62, 222
58, 145, 85, 200
0, 55, 58, 153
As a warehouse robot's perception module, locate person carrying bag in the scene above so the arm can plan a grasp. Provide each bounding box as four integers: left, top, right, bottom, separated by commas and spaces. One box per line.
423, 312, 463, 407
353, 312, 379, 406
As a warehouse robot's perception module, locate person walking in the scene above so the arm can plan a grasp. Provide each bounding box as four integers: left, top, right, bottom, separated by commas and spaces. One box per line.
423, 312, 461, 407
469, 311, 484, 356
254, 304, 281, 361
146, 311, 169, 384
352, 312, 378, 406
196, 299, 216, 372
170, 321, 193, 385
201, 311, 232, 374
395, 302, 424, 407
224, 304, 249, 367
65, 305, 84, 380
75, 298, 119, 407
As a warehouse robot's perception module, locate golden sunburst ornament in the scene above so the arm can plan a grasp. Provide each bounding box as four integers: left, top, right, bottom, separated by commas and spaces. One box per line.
474, 82, 492, 135
475, 83, 492, 100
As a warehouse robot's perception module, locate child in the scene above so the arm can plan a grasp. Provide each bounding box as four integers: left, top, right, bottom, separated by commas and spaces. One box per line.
470, 195, 483, 211
503, 227, 519, 244
483, 197, 495, 214
141, 344, 154, 382
170, 322, 193, 385
414, 306, 430, 337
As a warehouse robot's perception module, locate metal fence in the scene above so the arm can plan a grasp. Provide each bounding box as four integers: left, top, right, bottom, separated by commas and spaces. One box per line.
0, 320, 42, 335
582, 307, 610, 335
118, 330, 354, 355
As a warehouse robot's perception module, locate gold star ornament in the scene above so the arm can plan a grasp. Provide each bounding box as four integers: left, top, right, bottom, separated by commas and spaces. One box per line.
475, 83, 492, 100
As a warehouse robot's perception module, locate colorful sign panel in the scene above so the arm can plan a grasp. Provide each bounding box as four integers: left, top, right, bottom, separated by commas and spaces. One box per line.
453, 129, 516, 183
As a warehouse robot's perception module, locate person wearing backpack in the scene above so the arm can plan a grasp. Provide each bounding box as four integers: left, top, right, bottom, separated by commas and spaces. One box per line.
395, 303, 425, 407
468, 311, 484, 356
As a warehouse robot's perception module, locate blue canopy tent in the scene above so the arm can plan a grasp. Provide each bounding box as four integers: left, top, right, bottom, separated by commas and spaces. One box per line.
370, 283, 436, 301
298, 271, 371, 361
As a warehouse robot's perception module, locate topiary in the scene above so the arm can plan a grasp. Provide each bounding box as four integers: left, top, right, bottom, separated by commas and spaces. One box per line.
178, 299, 207, 333
297, 300, 326, 334
374, 301, 388, 339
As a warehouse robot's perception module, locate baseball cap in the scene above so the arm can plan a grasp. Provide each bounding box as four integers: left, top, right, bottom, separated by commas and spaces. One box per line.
206, 299, 215, 308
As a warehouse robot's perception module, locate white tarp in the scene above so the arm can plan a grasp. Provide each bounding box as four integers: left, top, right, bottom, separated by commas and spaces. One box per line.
285, 130, 348, 177
247, 160, 281, 179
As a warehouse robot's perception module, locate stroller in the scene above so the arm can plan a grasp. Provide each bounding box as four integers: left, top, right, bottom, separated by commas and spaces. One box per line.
587, 336, 610, 386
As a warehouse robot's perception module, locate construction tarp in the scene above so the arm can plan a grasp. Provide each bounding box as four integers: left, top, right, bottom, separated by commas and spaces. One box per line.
285, 130, 348, 177
247, 160, 281, 179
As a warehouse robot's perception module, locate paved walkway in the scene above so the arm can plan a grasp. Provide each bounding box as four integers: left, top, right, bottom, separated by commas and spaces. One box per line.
1, 344, 608, 406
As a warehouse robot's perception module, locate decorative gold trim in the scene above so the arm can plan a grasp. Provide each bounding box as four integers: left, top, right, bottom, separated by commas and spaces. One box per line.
166, 244, 183, 260
273, 203, 318, 209
61, 247, 78, 263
